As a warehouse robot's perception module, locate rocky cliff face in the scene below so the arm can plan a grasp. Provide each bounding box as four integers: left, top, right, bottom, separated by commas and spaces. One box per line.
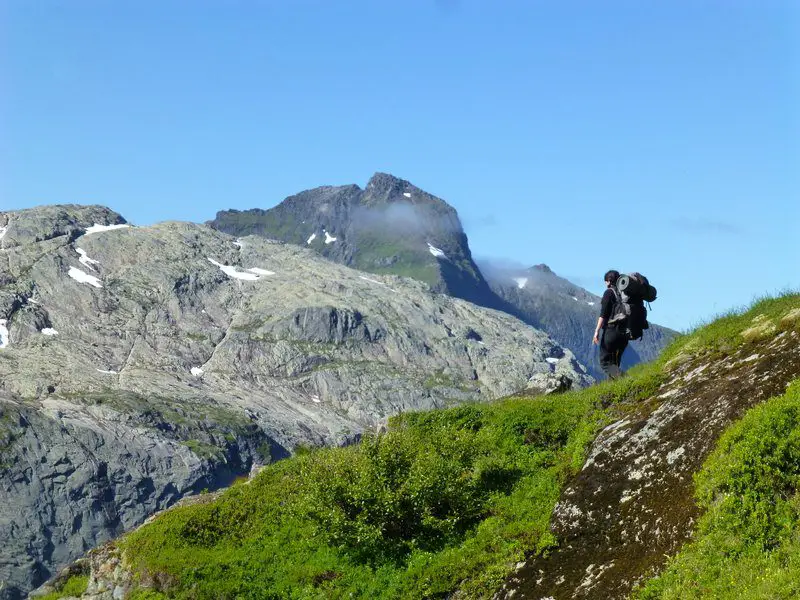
209, 174, 675, 380
0, 205, 590, 599
480, 262, 677, 380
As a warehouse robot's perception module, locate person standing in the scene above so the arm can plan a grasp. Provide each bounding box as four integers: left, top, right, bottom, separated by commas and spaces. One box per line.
592, 269, 628, 379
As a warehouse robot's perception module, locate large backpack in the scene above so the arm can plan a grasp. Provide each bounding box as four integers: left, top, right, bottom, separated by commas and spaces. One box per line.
608, 272, 657, 340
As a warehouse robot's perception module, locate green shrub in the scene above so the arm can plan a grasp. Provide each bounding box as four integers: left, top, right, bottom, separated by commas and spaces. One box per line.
36, 575, 89, 600
294, 426, 519, 564
122, 395, 595, 599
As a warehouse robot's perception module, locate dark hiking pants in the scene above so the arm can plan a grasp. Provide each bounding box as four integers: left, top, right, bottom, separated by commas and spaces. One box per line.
600, 326, 629, 379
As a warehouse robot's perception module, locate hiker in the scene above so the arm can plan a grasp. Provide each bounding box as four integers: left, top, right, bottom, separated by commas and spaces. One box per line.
593, 269, 627, 379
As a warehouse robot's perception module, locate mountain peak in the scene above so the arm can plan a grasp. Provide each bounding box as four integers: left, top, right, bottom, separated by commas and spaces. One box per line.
209, 173, 492, 302
366, 172, 410, 192
363, 173, 454, 214
364, 172, 418, 206
531, 264, 553, 274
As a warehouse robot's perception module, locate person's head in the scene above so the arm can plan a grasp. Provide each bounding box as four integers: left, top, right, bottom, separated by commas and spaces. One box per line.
604, 270, 620, 287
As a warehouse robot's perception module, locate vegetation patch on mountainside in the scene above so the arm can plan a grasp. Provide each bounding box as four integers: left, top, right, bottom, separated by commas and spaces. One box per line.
103, 294, 798, 599
666, 293, 800, 363
349, 231, 442, 288
120, 392, 597, 599
494, 293, 800, 599
34, 572, 89, 600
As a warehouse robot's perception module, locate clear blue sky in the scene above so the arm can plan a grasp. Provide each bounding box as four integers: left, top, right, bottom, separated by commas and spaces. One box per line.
2, 1, 798, 331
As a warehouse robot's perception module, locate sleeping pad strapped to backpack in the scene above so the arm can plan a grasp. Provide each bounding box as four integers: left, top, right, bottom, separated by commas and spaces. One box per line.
608, 272, 657, 340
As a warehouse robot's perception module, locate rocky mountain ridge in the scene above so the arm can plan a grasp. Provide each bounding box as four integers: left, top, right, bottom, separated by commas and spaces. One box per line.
0, 204, 591, 599
210, 173, 676, 379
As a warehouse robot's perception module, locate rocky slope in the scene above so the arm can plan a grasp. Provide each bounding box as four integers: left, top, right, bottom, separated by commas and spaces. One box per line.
497, 314, 800, 599
480, 262, 676, 379
0, 205, 590, 599
209, 173, 675, 379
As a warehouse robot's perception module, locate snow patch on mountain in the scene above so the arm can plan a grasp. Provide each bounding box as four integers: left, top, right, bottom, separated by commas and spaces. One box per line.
68, 267, 103, 288
427, 243, 446, 259
307, 233, 316, 244
359, 275, 399, 293
41, 328, 58, 336
0, 320, 9, 349
191, 367, 204, 377
403, 192, 412, 198
207, 258, 272, 281
324, 230, 337, 244
76, 248, 100, 271
84, 223, 130, 235
514, 277, 528, 289
359, 276, 385, 286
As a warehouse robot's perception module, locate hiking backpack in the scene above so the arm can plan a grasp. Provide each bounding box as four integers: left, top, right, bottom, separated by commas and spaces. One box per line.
608, 272, 657, 340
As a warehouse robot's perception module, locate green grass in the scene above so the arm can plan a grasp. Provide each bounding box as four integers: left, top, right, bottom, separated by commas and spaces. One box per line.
632, 378, 800, 599
121, 393, 601, 599
36, 575, 89, 600
350, 231, 441, 288
118, 294, 800, 599
181, 439, 225, 460
70, 389, 251, 431
663, 293, 800, 363
212, 209, 300, 242
185, 332, 210, 342
422, 369, 466, 391
119, 368, 668, 600
0, 409, 20, 456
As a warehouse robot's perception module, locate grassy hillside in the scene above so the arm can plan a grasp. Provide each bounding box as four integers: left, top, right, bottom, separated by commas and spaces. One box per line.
84, 294, 800, 600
